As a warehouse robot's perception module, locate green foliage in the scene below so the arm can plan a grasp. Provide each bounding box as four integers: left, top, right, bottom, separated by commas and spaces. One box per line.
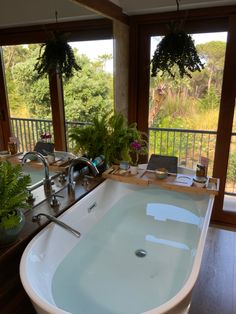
63, 54, 113, 122
3, 44, 52, 118
3, 44, 113, 120
150, 40, 225, 131
227, 152, 236, 182
0, 161, 31, 228
184, 109, 219, 131
3, 45, 35, 117
196, 41, 226, 97
149, 39, 226, 171
69, 115, 109, 159
197, 41, 226, 69
13, 55, 52, 118
0, 212, 21, 229
198, 86, 220, 111
34, 32, 81, 79
151, 29, 204, 78
69, 112, 146, 165
106, 113, 146, 164
153, 90, 197, 129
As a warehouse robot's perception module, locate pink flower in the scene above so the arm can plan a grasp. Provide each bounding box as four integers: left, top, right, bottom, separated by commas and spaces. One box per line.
130, 140, 141, 151
40, 133, 52, 140
130, 140, 147, 166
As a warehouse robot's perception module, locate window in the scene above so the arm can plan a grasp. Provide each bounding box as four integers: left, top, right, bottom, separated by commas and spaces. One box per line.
2, 44, 52, 151
149, 32, 227, 175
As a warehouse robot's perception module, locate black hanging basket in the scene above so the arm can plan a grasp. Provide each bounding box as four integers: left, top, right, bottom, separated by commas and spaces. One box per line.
34, 32, 81, 79
151, 26, 204, 78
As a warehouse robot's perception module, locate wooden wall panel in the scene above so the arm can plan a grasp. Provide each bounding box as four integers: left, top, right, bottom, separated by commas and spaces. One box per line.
212, 15, 236, 224
0, 19, 113, 45
49, 73, 67, 151
72, 0, 129, 24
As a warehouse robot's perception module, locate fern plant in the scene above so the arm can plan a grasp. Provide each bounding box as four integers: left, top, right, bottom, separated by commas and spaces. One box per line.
69, 112, 147, 165
106, 113, 146, 164
0, 161, 31, 229
69, 115, 109, 160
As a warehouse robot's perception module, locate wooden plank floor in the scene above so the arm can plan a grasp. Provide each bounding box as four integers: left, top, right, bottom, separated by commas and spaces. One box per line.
189, 226, 236, 314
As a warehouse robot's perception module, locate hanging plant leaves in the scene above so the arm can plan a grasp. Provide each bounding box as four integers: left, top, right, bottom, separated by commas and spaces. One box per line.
151, 28, 204, 78
34, 32, 81, 79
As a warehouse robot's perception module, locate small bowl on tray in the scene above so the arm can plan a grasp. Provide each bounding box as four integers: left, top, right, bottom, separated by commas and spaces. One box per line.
193, 176, 207, 188
155, 168, 168, 179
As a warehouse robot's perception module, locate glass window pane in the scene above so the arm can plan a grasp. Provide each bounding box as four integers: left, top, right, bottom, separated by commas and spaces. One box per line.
2, 44, 52, 152
149, 32, 227, 175
64, 39, 114, 152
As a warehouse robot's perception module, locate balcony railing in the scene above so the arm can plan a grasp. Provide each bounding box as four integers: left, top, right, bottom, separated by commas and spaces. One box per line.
10, 117, 88, 152
10, 117, 236, 194
149, 127, 217, 175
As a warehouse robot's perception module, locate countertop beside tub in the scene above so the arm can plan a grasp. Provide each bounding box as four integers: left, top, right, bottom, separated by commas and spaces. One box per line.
0, 175, 105, 314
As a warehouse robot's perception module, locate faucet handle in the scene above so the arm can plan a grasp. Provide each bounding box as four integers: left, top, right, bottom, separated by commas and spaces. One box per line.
58, 173, 67, 184
50, 193, 64, 208
26, 189, 35, 205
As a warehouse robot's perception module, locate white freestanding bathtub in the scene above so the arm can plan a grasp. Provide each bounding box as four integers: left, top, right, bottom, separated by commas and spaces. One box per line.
20, 179, 214, 314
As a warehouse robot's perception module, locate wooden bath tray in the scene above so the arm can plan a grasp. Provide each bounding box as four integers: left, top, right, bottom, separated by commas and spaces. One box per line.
102, 167, 219, 196
4, 153, 70, 173
102, 166, 148, 186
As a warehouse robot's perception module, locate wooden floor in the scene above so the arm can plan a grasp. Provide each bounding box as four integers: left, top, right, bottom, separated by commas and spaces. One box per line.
189, 225, 236, 314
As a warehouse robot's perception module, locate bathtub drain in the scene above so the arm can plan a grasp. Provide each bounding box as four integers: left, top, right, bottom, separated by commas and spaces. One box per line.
135, 249, 147, 257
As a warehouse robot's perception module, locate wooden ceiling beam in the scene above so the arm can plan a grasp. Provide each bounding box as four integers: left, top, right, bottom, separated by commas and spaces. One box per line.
71, 0, 129, 24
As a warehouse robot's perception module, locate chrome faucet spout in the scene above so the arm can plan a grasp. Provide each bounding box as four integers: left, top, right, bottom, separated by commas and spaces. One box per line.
22, 151, 52, 196
32, 213, 81, 237
22, 151, 50, 179
68, 156, 99, 193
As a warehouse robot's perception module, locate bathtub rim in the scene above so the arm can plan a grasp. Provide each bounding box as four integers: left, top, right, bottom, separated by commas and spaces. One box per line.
20, 179, 214, 314
20, 234, 71, 314
20, 179, 113, 314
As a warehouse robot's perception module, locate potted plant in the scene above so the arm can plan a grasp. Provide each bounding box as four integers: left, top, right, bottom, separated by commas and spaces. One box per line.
69, 115, 109, 161
69, 112, 146, 167
129, 139, 148, 175
0, 161, 31, 246
105, 113, 145, 165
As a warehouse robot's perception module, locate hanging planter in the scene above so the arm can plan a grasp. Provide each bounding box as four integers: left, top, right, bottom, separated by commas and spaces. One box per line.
34, 32, 81, 79
151, 0, 204, 79
151, 23, 204, 79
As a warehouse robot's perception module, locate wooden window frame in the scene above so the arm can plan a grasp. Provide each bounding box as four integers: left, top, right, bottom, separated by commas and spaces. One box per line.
0, 18, 113, 151
128, 5, 236, 226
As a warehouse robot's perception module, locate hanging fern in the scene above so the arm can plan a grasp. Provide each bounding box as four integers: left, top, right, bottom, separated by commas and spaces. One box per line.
34, 32, 81, 79
151, 27, 204, 78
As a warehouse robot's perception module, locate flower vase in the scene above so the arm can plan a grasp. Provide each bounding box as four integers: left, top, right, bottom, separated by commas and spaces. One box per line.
130, 165, 138, 175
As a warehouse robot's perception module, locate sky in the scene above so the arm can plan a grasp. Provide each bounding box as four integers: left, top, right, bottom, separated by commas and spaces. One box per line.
70, 40, 113, 72
70, 32, 227, 73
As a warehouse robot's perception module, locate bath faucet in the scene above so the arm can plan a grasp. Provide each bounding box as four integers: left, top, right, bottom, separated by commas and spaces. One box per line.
68, 156, 99, 193
22, 151, 52, 196
32, 213, 81, 237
